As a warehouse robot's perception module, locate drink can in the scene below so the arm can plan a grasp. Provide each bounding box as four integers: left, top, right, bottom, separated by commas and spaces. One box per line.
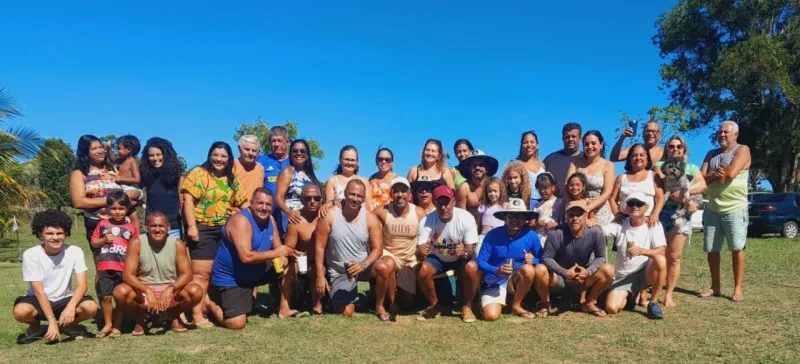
628, 120, 639, 136
272, 257, 284, 274
297, 254, 308, 274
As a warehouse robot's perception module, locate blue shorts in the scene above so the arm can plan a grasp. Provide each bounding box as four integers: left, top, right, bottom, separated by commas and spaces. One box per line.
424, 255, 465, 275
703, 207, 748, 252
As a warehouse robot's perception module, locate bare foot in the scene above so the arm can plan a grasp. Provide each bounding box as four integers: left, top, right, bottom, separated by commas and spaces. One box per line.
664, 294, 677, 307
732, 289, 744, 303
698, 288, 721, 298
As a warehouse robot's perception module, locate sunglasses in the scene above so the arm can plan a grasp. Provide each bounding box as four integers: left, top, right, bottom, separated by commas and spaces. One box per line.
377, 157, 393, 163
291, 148, 308, 155
627, 200, 646, 208
668, 144, 684, 149
303, 196, 322, 202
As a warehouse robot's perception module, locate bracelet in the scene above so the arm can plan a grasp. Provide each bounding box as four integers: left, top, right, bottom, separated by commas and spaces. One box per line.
46, 314, 55, 319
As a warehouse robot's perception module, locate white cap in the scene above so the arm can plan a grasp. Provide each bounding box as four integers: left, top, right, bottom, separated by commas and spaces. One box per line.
390, 176, 411, 190
624, 191, 649, 206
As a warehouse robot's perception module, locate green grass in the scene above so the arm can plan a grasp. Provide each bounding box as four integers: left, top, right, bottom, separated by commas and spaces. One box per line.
1, 225, 799, 363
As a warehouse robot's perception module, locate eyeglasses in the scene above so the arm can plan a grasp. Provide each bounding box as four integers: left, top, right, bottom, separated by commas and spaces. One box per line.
303, 196, 322, 202
644, 129, 660, 135
291, 148, 308, 155
377, 157, 393, 163
627, 200, 646, 208
668, 144, 684, 150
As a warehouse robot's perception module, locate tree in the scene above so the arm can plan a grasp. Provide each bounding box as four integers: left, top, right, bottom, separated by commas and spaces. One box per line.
653, 0, 800, 191
233, 118, 325, 169
38, 138, 76, 209
0, 88, 44, 215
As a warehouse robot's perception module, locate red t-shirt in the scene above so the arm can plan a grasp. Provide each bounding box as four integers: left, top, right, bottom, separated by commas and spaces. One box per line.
91, 219, 137, 271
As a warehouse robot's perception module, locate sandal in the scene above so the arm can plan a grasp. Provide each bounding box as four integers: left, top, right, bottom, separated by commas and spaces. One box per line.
377, 312, 391, 322
96, 330, 112, 339
513, 310, 535, 319
16, 328, 44, 345
535, 302, 550, 318
193, 319, 214, 329
278, 310, 311, 319
171, 319, 188, 333
108, 329, 122, 338
131, 323, 147, 337
581, 303, 607, 317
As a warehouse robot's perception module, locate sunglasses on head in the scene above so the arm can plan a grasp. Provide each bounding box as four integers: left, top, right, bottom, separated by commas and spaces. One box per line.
291, 148, 308, 155
303, 196, 322, 202
627, 200, 646, 208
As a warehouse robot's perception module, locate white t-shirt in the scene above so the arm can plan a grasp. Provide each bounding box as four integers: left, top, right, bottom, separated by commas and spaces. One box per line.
606, 219, 666, 279
417, 207, 479, 263
22, 244, 88, 302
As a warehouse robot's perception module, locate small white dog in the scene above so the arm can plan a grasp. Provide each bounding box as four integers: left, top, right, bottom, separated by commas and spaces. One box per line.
661, 157, 703, 229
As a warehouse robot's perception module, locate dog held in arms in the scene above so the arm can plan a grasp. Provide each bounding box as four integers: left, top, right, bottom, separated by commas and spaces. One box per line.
661, 157, 704, 229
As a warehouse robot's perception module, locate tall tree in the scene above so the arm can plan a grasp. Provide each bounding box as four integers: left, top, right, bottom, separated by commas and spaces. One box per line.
233, 118, 325, 169
654, 0, 800, 191
0, 88, 44, 214
38, 138, 76, 209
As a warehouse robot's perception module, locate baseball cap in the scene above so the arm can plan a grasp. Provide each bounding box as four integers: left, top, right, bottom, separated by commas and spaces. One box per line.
566, 199, 589, 213
624, 192, 648, 205
433, 185, 455, 200
390, 176, 411, 190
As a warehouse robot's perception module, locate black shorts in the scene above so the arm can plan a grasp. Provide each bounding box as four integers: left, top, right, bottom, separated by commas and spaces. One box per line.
208, 270, 279, 320
14, 295, 95, 321
187, 224, 222, 260
96, 270, 123, 298
84, 217, 102, 257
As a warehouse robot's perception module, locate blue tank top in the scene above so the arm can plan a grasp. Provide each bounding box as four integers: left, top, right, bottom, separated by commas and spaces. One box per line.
256, 154, 290, 201
211, 208, 274, 288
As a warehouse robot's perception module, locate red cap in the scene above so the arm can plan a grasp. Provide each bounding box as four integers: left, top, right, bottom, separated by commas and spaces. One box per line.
433, 185, 455, 200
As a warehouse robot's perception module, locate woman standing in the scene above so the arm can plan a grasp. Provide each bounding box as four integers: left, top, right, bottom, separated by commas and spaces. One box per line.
609, 143, 664, 226
451, 139, 475, 189
368, 147, 397, 210
517, 131, 547, 206
182, 141, 248, 328
407, 139, 455, 190
566, 130, 615, 228
139, 137, 184, 237
324, 145, 373, 209
68, 135, 124, 259
275, 139, 321, 227
654, 135, 707, 307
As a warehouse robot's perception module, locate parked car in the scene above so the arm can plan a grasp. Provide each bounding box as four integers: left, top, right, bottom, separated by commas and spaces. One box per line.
748, 192, 800, 238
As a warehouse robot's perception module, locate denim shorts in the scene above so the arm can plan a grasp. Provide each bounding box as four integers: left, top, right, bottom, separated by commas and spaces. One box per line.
703, 207, 748, 252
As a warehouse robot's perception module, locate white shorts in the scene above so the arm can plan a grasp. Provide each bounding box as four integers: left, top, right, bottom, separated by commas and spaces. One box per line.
480, 280, 509, 308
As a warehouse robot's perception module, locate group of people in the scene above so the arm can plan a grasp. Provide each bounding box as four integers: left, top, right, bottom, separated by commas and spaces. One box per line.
12, 119, 751, 342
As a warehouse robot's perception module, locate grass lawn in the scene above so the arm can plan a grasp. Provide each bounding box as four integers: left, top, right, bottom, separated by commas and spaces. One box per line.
0, 224, 798, 363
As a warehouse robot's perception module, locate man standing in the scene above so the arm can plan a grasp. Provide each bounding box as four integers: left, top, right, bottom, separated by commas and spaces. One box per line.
544, 122, 583, 197
206, 188, 295, 329
416, 185, 480, 323
256, 126, 291, 235
476, 198, 549, 321
699, 120, 751, 303
13, 210, 98, 344
610, 120, 664, 163
233, 135, 266, 202
456, 151, 499, 222
314, 179, 394, 320
283, 184, 323, 314
113, 212, 204, 335
538, 200, 615, 317
603, 193, 666, 319
374, 177, 427, 318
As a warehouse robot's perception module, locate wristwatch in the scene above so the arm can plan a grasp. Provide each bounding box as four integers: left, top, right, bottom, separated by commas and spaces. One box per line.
360, 261, 369, 270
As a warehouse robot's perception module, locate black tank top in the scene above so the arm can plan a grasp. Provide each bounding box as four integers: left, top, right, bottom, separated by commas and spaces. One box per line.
416, 166, 446, 186
145, 177, 181, 229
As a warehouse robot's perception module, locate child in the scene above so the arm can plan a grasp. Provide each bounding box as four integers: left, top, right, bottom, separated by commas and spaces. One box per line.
478, 177, 507, 235
561, 172, 596, 225
90, 191, 138, 338
106, 135, 142, 227
533, 173, 560, 246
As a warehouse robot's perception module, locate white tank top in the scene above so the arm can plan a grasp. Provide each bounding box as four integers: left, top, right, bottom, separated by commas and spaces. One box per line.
618, 170, 656, 216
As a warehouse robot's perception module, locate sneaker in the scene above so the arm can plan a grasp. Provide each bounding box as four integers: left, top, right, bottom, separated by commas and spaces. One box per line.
647, 302, 664, 320
416, 305, 441, 321
461, 306, 476, 323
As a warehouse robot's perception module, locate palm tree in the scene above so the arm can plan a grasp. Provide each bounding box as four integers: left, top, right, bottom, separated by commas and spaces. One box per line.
0, 88, 44, 213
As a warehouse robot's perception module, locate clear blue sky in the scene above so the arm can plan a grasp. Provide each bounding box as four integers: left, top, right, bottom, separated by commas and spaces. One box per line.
2, 0, 719, 177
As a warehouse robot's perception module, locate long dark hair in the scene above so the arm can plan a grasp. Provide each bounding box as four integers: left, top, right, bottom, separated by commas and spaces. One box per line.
140, 137, 183, 188
201, 141, 236, 187
624, 143, 653, 173
516, 130, 539, 160
334, 145, 359, 175
73, 134, 113, 175
582, 130, 606, 158
291, 139, 319, 185
453, 139, 474, 155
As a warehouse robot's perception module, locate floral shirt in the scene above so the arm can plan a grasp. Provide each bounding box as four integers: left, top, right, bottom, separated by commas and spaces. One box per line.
181, 167, 247, 226
370, 179, 393, 210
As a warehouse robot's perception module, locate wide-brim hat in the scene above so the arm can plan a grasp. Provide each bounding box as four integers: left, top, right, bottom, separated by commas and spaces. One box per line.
457, 150, 499, 178
494, 198, 539, 220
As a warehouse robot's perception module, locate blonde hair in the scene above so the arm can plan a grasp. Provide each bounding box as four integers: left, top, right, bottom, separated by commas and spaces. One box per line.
663, 134, 690, 162
419, 139, 446, 173
502, 160, 531, 208
482, 177, 507, 207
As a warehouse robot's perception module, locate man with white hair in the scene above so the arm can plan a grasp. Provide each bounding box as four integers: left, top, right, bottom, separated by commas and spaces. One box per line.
699, 120, 751, 303
234, 135, 266, 203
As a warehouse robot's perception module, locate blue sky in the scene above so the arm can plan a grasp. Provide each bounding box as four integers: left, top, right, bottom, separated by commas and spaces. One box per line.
2, 1, 719, 178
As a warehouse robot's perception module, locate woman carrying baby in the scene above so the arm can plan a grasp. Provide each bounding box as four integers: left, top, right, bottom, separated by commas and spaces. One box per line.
653, 135, 707, 307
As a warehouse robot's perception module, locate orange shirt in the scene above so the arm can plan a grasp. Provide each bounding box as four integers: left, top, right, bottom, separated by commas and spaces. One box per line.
233, 159, 265, 203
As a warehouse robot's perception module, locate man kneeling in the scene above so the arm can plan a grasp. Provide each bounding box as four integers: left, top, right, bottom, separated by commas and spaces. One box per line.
113, 212, 203, 335
604, 192, 666, 320
13, 209, 98, 344
476, 198, 549, 321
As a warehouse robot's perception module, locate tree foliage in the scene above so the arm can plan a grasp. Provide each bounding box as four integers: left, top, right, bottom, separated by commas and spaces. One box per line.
0, 88, 46, 216
653, 0, 800, 191
233, 118, 325, 169
38, 138, 75, 209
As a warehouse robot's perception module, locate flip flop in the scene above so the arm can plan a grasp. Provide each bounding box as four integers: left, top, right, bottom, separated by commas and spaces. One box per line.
131, 323, 147, 337
581, 304, 607, 317
108, 329, 122, 339
193, 319, 214, 329
279, 311, 311, 319
16, 329, 44, 344
377, 312, 391, 322
96, 330, 112, 339
535, 302, 550, 318
513, 311, 535, 319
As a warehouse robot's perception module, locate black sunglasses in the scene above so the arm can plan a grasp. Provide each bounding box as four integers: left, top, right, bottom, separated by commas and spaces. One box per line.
627, 200, 646, 208
303, 196, 322, 202
377, 157, 393, 163
291, 148, 308, 155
